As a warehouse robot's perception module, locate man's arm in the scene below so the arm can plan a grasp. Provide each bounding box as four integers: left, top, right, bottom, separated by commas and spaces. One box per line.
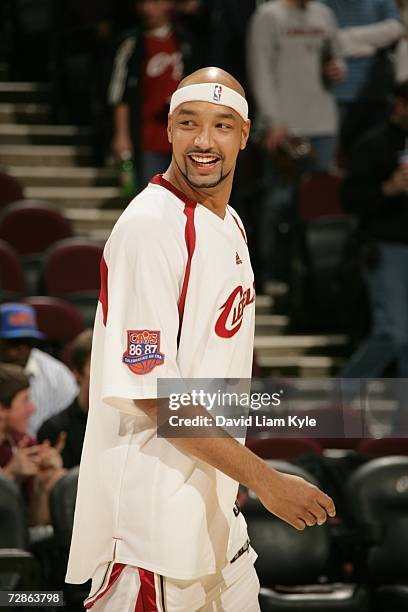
135, 399, 336, 531
112, 102, 133, 160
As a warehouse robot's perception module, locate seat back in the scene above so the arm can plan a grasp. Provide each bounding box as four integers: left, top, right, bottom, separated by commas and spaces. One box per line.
0, 475, 28, 549
298, 172, 344, 221
50, 466, 79, 550
356, 438, 408, 458
246, 437, 322, 459
347, 456, 408, 582
242, 460, 330, 586
45, 239, 103, 297
0, 171, 24, 210
0, 200, 73, 256
0, 239, 25, 299
25, 296, 85, 344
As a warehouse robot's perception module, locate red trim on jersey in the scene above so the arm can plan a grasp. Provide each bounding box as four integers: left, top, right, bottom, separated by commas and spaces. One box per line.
135, 568, 158, 611
84, 563, 126, 609
150, 175, 197, 346
229, 211, 248, 245
99, 255, 109, 326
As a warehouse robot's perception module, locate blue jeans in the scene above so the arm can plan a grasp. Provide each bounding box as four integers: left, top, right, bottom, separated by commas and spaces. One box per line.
340, 242, 408, 378
259, 135, 337, 283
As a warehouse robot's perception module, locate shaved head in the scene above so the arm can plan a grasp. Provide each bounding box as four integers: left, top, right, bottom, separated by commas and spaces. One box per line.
177, 67, 246, 99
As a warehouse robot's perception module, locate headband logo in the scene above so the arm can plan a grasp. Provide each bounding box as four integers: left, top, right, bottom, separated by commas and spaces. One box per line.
213, 84, 222, 102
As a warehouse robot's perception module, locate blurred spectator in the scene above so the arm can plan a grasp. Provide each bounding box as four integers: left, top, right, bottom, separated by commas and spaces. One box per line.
247, 0, 344, 287
37, 330, 92, 469
322, 0, 404, 158
209, 0, 258, 89
108, 0, 195, 190
340, 81, 408, 377
176, 0, 211, 68
0, 304, 78, 437
0, 363, 66, 525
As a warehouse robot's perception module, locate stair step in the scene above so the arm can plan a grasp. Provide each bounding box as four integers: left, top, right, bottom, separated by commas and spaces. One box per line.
0, 124, 91, 145
254, 334, 347, 357
257, 355, 343, 377
65, 208, 121, 238
7, 166, 118, 188
0, 145, 94, 166
0, 82, 49, 103
254, 294, 273, 315
255, 314, 289, 335
25, 186, 123, 208
0, 103, 52, 124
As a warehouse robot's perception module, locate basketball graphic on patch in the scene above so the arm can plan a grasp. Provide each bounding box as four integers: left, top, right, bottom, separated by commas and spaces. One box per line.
122, 330, 165, 375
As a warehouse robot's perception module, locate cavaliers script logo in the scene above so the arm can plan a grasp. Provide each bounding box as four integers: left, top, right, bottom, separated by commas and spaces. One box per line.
215, 285, 255, 338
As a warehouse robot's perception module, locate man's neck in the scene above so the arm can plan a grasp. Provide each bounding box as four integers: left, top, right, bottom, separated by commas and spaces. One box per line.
163, 162, 233, 220
285, 0, 307, 9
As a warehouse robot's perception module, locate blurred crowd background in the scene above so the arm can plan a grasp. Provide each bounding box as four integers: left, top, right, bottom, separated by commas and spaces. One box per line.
1, 2, 408, 611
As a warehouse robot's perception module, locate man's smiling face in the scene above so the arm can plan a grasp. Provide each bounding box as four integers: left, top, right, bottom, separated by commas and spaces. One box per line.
168, 101, 250, 190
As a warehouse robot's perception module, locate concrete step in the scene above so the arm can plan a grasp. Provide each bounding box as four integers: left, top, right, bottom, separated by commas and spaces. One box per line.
0, 124, 91, 145
0, 145, 94, 167
255, 314, 289, 335
0, 82, 49, 103
25, 186, 123, 209
257, 355, 343, 377
254, 334, 347, 357
65, 208, 121, 238
0, 103, 52, 124
7, 166, 117, 188
255, 294, 273, 315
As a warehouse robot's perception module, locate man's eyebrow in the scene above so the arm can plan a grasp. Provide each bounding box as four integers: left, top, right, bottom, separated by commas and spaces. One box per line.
177, 108, 237, 121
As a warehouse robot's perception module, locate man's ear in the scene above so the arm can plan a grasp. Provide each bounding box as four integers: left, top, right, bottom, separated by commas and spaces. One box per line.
240, 119, 251, 150
167, 113, 173, 144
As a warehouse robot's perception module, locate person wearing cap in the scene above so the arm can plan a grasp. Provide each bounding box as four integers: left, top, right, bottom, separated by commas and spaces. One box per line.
0, 304, 78, 437
66, 67, 335, 611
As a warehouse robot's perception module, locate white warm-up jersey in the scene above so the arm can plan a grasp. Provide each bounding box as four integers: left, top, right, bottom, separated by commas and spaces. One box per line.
66, 175, 255, 584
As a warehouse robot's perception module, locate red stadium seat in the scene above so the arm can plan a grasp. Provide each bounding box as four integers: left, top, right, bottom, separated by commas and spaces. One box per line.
0, 200, 73, 256
356, 438, 408, 457
0, 239, 25, 300
246, 437, 322, 459
298, 172, 345, 221
0, 171, 24, 210
45, 239, 103, 327
25, 296, 85, 344
45, 239, 103, 296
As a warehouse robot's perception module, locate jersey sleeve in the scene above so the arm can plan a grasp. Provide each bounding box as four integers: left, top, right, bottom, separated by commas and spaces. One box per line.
99, 217, 185, 408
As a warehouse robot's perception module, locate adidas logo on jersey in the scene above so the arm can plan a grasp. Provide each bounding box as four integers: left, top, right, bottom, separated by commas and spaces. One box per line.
236, 252, 242, 265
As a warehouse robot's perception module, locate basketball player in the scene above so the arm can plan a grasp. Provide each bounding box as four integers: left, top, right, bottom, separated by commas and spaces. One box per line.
66, 67, 336, 611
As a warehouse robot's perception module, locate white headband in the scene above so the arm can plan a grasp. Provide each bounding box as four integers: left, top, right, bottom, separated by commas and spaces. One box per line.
170, 83, 249, 121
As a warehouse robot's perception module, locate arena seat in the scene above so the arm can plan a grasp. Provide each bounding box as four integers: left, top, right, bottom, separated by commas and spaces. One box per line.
356, 438, 408, 457
347, 456, 408, 612
0, 239, 25, 300
0, 201, 73, 295
246, 437, 322, 459
298, 172, 344, 221
25, 296, 84, 345
242, 460, 369, 611
0, 475, 40, 590
0, 171, 24, 210
45, 238, 103, 326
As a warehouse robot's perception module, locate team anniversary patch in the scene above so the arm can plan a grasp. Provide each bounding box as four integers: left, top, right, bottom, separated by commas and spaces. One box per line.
123, 330, 165, 375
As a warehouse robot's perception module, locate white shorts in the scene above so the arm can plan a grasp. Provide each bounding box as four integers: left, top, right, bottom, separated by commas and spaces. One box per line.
84, 546, 260, 611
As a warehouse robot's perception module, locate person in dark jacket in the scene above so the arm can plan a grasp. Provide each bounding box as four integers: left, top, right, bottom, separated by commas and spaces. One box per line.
340, 81, 408, 377
37, 330, 92, 468
108, 0, 195, 190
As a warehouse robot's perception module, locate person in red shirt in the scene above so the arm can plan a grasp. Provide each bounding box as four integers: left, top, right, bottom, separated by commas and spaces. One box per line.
109, 0, 195, 190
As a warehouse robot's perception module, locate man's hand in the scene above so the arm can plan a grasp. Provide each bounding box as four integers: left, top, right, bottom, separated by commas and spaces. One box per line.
382, 165, 408, 196
3, 446, 42, 480
257, 469, 336, 531
264, 126, 288, 152
323, 60, 345, 83
112, 134, 133, 162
